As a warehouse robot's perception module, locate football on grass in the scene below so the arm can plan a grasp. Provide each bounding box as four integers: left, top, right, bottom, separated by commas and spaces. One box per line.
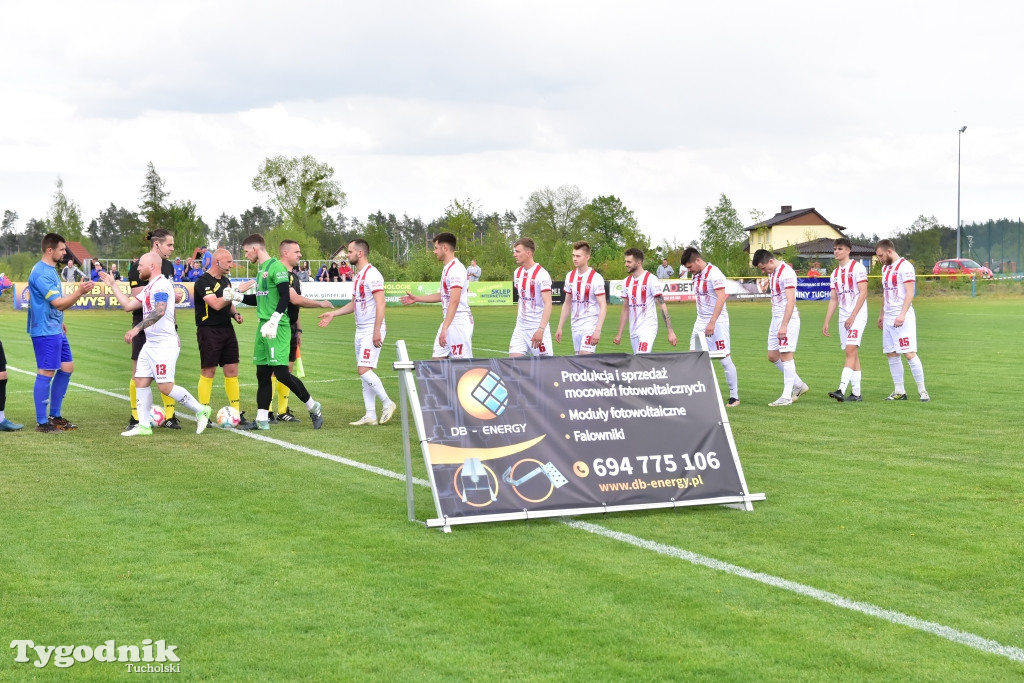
151, 406, 167, 427
216, 406, 241, 428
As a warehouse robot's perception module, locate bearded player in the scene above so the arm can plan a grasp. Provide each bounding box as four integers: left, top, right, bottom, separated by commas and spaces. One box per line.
102, 253, 212, 435
875, 239, 928, 402
400, 232, 474, 359
682, 247, 739, 407
318, 239, 397, 426
613, 247, 677, 353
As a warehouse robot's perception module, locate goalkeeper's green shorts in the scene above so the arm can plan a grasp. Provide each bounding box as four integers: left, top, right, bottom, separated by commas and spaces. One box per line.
253, 319, 291, 366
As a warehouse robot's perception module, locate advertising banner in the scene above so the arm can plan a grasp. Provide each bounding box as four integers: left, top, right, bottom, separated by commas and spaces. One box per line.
513, 281, 566, 304
606, 278, 696, 305
13, 282, 195, 310
410, 352, 761, 528
382, 282, 513, 307
282, 281, 353, 305
796, 277, 832, 301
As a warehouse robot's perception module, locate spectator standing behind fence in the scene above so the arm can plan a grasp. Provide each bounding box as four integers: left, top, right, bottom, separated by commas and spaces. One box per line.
109, 263, 121, 280
467, 259, 481, 281
656, 258, 675, 279
61, 262, 76, 282
298, 261, 311, 282
173, 258, 184, 282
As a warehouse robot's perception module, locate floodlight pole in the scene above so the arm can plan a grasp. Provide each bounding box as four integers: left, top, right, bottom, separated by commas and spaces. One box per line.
957, 125, 967, 259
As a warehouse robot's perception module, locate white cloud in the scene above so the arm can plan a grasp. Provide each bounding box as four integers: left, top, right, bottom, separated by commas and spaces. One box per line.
1, 0, 1022, 248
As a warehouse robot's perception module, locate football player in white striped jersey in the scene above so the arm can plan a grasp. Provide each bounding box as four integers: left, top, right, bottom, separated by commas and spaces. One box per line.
400, 232, 474, 360
875, 239, 928, 401
822, 238, 868, 402
613, 247, 677, 353
556, 241, 607, 355
319, 239, 398, 425
509, 237, 554, 357
682, 247, 739, 407
752, 248, 809, 406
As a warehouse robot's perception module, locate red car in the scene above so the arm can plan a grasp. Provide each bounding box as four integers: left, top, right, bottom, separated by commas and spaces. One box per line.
932, 258, 994, 280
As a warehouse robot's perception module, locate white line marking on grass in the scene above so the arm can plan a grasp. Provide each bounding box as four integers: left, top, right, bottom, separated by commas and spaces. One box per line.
12, 365, 1023, 664
8, 365, 428, 486
228, 429, 431, 487
562, 519, 1024, 664
8, 366, 130, 401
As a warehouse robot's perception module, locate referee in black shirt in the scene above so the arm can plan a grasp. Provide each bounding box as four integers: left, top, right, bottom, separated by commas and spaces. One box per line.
194, 247, 256, 429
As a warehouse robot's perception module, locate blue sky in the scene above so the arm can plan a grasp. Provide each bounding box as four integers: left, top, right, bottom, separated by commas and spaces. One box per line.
1, 0, 1020, 246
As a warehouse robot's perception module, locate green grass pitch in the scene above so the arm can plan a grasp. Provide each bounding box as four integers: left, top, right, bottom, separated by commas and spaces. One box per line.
1, 295, 1022, 680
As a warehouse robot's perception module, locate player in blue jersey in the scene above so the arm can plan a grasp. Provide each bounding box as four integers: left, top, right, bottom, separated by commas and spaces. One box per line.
26, 233, 97, 432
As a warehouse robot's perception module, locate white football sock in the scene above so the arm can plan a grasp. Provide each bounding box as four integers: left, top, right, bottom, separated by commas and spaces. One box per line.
888, 356, 905, 394
719, 356, 738, 399
169, 385, 203, 413
838, 367, 853, 393
907, 356, 926, 392
138, 388, 154, 428
782, 360, 796, 399
361, 375, 377, 418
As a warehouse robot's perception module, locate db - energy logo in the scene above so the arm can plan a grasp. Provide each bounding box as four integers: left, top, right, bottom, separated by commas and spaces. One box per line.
456, 368, 508, 419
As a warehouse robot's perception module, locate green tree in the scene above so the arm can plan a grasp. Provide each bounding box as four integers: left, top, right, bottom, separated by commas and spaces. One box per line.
518, 185, 587, 257
139, 162, 170, 236
212, 213, 244, 254
888, 215, 952, 272
240, 205, 281, 236
262, 226, 327, 271
252, 155, 346, 240
577, 195, 648, 276
49, 177, 87, 242
19, 218, 51, 253
699, 194, 747, 275
478, 213, 516, 280
363, 211, 401, 263
89, 204, 141, 258
167, 200, 209, 254
443, 199, 480, 263
1, 210, 18, 256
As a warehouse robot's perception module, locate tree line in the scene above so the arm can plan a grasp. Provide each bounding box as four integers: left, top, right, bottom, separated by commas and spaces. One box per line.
2, 156, 1018, 281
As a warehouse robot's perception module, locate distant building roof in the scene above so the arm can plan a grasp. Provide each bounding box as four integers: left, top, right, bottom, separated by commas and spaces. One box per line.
746, 205, 845, 233
65, 242, 93, 265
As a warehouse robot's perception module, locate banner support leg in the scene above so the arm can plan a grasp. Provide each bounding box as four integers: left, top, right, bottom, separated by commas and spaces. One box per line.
399, 367, 416, 523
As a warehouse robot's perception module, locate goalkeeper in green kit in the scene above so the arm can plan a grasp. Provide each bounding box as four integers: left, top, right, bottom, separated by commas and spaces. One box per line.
224, 234, 324, 430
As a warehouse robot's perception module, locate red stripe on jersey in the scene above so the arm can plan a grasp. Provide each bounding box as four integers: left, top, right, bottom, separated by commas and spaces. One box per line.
441, 260, 455, 296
